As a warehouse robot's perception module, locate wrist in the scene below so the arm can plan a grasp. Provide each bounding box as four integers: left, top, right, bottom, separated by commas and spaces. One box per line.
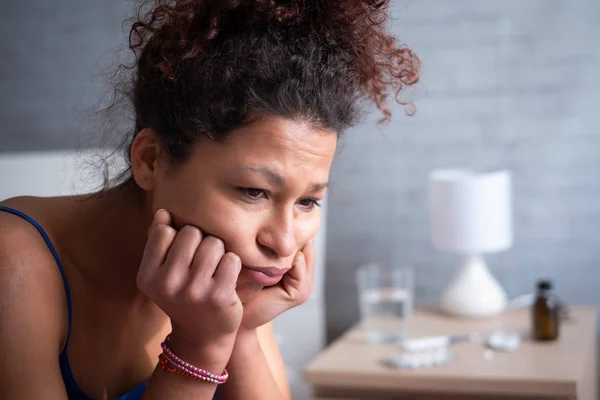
227, 328, 263, 369
234, 328, 260, 348
167, 331, 234, 373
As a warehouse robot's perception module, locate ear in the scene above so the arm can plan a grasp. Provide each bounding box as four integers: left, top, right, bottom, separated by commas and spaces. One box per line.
130, 128, 163, 191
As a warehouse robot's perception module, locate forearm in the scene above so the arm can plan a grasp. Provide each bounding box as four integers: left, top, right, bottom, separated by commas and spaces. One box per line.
219, 330, 289, 400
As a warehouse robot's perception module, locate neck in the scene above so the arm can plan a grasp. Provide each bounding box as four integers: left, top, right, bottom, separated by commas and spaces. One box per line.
65, 185, 153, 298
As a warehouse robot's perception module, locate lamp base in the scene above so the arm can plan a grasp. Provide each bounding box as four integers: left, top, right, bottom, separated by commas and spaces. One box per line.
440, 254, 507, 318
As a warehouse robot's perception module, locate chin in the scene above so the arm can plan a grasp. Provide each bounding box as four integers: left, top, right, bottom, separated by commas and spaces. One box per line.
236, 282, 263, 303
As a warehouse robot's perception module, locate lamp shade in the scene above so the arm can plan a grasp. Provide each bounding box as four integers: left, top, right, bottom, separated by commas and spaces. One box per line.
429, 169, 513, 254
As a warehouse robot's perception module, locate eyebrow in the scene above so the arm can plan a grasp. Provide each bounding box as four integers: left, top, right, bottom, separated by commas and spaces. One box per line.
310, 182, 329, 192
240, 166, 328, 193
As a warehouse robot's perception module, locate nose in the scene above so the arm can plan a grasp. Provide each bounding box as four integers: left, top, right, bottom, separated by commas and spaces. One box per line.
257, 207, 296, 258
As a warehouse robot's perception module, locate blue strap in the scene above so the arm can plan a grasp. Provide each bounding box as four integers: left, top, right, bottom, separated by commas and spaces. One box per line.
0, 206, 73, 350
0, 206, 216, 399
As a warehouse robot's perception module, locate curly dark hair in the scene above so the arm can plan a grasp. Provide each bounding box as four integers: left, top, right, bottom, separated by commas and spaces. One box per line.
118, 0, 419, 180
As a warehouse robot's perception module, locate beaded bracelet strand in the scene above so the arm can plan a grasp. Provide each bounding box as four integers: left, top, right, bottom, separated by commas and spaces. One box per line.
158, 335, 229, 385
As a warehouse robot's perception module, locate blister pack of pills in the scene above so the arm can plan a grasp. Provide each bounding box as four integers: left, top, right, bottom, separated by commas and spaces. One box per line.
383, 347, 454, 370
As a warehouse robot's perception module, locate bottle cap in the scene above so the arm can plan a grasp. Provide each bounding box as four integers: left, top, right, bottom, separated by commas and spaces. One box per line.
538, 280, 552, 290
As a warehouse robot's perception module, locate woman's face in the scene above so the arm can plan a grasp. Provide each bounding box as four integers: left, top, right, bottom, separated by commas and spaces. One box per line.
150, 116, 337, 302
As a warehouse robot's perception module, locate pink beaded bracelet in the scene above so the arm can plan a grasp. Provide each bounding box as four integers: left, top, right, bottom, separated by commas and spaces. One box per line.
159, 335, 229, 385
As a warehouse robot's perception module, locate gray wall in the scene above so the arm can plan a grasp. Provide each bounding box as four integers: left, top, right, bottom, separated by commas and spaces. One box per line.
325, 0, 600, 342
3, 0, 600, 351
0, 0, 132, 153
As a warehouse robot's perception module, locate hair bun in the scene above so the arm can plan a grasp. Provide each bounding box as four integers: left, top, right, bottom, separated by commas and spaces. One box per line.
130, 0, 396, 67
129, 0, 419, 121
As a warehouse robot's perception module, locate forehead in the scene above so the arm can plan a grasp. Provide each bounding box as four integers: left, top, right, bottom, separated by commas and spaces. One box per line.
192, 117, 338, 179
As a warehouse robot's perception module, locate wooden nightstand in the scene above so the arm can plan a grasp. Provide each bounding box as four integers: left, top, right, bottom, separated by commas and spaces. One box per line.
304, 307, 597, 400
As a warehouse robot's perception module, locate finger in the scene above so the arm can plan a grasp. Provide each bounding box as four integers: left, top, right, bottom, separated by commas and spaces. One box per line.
212, 252, 242, 292
243, 253, 303, 325
163, 225, 203, 270
160, 226, 202, 295
285, 250, 307, 285
154, 208, 173, 226
302, 239, 316, 281
282, 248, 314, 302
190, 235, 226, 281
148, 209, 173, 237
139, 223, 177, 280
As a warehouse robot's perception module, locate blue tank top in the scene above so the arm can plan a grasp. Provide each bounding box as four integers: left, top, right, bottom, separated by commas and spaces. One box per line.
0, 206, 219, 400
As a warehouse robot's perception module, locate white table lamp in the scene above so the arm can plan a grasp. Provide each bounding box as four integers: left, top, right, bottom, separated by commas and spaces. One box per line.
429, 169, 513, 318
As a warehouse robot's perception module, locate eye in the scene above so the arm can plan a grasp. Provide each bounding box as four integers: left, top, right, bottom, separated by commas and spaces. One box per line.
239, 187, 267, 200
298, 198, 321, 210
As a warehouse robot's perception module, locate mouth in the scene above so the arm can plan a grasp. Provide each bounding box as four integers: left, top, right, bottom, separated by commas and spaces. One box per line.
241, 265, 289, 286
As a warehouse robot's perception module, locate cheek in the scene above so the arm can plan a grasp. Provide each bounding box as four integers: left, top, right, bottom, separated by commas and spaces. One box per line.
152, 173, 203, 216
201, 207, 260, 252
297, 212, 321, 246
152, 177, 252, 243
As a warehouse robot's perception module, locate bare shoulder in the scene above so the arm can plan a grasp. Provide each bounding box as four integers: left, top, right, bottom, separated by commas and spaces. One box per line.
0, 197, 69, 344
0, 198, 66, 332
0, 198, 70, 397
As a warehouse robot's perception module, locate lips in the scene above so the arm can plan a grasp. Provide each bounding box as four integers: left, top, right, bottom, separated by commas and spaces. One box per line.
241, 266, 288, 286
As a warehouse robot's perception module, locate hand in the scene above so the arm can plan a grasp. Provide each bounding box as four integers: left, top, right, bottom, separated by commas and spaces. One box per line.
239, 240, 315, 331
136, 209, 243, 366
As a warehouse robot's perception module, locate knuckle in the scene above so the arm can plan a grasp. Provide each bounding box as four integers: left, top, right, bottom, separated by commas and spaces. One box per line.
183, 285, 205, 304
202, 235, 225, 254
179, 225, 202, 240
154, 224, 176, 240
160, 286, 176, 299
161, 278, 180, 298
222, 252, 241, 269
294, 285, 312, 305
295, 293, 309, 305
208, 288, 233, 307
300, 287, 312, 303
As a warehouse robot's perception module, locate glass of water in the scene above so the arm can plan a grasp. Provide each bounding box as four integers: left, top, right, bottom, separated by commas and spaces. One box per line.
357, 263, 414, 344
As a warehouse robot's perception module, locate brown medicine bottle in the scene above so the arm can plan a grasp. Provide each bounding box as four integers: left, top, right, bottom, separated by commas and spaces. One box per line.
532, 280, 560, 341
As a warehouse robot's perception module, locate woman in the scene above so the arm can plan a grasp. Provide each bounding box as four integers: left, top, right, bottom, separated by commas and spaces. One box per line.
0, 1, 419, 399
